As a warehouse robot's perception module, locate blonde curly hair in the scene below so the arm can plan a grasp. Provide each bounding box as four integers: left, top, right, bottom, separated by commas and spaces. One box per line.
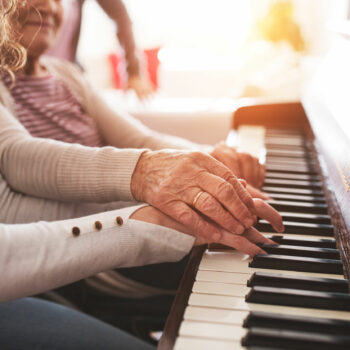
0, 0, 26, 77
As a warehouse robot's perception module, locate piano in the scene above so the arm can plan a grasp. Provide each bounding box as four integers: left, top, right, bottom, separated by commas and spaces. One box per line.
157, 25, 350, 350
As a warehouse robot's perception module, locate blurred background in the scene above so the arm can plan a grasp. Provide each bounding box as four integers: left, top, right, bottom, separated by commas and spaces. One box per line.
70, 0, 349, 143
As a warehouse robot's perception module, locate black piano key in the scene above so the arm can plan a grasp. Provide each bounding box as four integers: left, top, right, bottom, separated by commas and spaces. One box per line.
269, 193, 326, 204
258, 244, 340, 260
242, 327, 350, 350
267, 200, 328, 214
263, 186, 323, 196
279, 212, 331, 224
243, 311, 350, 335
264, 179, 322, 189
247, 272, 348, 293
245, 286, 350, 311
268, 235, 337, 249
266, 172, 320, 181
209, 235, 336, 251
257, 220, 334, 236
249, 255, 343, 275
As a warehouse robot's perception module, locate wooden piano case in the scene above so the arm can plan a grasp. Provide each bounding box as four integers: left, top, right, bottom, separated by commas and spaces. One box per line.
158, 26, 350, 350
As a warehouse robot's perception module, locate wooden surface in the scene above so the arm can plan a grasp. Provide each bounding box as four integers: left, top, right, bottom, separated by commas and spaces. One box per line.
158, 55, 350, 344
232, 102, 308, 130
157, 246, 206, 350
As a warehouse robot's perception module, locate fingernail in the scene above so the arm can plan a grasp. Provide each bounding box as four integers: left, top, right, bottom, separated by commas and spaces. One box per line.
212, 233, 221, 242
235, 224, 244, 235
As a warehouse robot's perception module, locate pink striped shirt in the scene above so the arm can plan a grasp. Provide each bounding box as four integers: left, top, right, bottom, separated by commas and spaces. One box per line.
2, 74, 104, 147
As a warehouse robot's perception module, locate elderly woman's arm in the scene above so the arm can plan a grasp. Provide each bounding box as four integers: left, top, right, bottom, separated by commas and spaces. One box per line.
0, 104, 144, 202
0, 101, 256, 244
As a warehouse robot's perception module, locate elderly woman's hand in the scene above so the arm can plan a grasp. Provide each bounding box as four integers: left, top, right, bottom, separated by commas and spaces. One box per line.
210, 143, 265, 188
131, 149, 259, 242
246, 184, 271, 200
131, 198, 284, 256
213, 198, 284, 255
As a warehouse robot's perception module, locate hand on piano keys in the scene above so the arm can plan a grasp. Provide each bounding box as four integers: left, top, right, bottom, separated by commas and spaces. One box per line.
245, 184, 271, 200
165, 126, 350, 350
131, 147, 277, 245
210, 143, 266, 189
194, 198, 284, 257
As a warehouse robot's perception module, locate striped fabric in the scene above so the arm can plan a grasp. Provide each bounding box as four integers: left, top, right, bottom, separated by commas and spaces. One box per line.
2, 74, 104, 147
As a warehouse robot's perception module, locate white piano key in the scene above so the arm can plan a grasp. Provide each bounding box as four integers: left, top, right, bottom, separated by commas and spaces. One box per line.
199, 250, 345, 279
235, 126, 266, 161
172, 126, 349, 350
179, 320, 247, 341
174, 336, 244, 350
196, 269, 345, 286
193, 281, 249, 297
189, 293, 350, 321
196, 270, 250, 284
184, 306, 248, 325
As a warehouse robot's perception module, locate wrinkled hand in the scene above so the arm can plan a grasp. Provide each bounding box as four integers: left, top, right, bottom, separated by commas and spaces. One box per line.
131, 198, 284, 256
131, 150, 256, 242
208, 198, 284, 255
246, 184, 271, 200
210, 143, 265, 188
127, 75, 154, 100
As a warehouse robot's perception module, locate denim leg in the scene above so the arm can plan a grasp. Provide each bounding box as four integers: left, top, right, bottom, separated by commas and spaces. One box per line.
0, 298, 155, 350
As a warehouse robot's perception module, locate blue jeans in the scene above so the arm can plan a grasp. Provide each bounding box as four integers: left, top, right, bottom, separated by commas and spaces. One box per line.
0, 298, 155, 350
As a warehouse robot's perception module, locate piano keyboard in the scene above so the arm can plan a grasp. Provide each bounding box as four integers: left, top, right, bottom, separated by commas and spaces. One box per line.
172, 127, 350, 350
